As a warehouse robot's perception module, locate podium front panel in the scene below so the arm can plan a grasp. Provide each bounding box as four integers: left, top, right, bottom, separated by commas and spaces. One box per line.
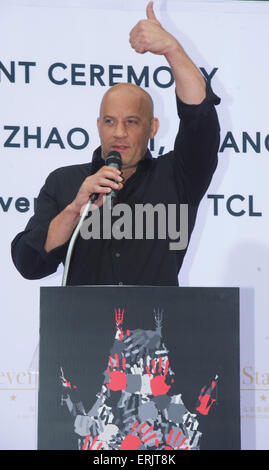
38, 286, 240, 450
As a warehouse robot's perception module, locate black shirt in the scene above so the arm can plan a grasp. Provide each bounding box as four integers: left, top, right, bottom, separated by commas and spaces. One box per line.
11, 86, 220, 286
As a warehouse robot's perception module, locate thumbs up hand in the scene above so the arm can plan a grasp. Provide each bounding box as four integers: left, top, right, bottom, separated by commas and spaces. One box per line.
129, 1, 179, 56
130, 1, 206, 104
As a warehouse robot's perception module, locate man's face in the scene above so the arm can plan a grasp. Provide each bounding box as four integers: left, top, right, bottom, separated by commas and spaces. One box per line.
97, 85, 159, 170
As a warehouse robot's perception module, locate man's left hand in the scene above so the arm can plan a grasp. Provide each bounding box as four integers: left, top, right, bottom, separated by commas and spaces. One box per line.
129, 1, 179, 56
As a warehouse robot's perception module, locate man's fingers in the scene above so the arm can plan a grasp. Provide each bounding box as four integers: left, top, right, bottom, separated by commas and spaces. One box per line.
97, 169, 123, 182
99, 167, 122, 179
95, 180, 123, 192
97, 179, 120, 190
146, 1, 157, 21
129, 34, 146, 54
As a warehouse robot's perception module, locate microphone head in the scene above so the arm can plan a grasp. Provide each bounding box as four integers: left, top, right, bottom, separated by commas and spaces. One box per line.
105, 151, 122, 169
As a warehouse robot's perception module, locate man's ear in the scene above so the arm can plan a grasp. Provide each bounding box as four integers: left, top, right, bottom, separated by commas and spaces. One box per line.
150, 117, 159, 139
97, 117, 100, 135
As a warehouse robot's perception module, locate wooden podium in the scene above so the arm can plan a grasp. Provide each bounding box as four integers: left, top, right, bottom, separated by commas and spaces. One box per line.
37, 286, 240, 450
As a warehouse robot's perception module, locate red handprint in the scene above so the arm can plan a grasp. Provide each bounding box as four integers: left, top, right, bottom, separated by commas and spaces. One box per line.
120, 420, 159, 450
82, 433, 102, 450
196, 375, 218, 416
114, 308, 130, 340
165, 428, 189, 450
60, 367, 77, 390
105, 353, 127, 391
146, 357, 173, 396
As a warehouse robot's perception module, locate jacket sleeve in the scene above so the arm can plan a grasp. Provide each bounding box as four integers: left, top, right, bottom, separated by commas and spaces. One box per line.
172, 80, 221, 204
11, 170, 69, 280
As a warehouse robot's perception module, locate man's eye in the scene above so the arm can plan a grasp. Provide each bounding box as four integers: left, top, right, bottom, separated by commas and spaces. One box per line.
127, 120, 138, 125
104, 119, 114, 125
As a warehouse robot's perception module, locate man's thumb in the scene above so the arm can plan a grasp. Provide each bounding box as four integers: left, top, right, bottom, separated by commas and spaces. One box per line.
146, 1, 157, 21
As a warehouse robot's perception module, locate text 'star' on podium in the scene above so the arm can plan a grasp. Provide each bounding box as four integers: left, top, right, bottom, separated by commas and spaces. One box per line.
37, 286, 241, 450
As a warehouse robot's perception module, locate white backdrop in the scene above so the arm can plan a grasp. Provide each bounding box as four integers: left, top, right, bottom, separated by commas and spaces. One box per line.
1, 0, 268, 450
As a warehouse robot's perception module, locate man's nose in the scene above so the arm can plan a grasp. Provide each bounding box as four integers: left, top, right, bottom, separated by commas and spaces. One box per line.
113, 122, 128, 138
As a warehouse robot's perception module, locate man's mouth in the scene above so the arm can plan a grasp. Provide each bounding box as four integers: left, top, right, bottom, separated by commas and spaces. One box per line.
111, 145, 130, 152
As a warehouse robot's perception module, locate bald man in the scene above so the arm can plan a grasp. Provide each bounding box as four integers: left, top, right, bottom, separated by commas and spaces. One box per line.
11, 2, 220, 285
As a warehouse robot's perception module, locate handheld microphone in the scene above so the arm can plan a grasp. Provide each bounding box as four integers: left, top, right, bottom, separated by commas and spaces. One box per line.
105, 151, 122, 208
90, 151, 122, 206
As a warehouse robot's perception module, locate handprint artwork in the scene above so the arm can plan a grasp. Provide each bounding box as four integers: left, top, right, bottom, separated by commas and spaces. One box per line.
60, 308, 218, 451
